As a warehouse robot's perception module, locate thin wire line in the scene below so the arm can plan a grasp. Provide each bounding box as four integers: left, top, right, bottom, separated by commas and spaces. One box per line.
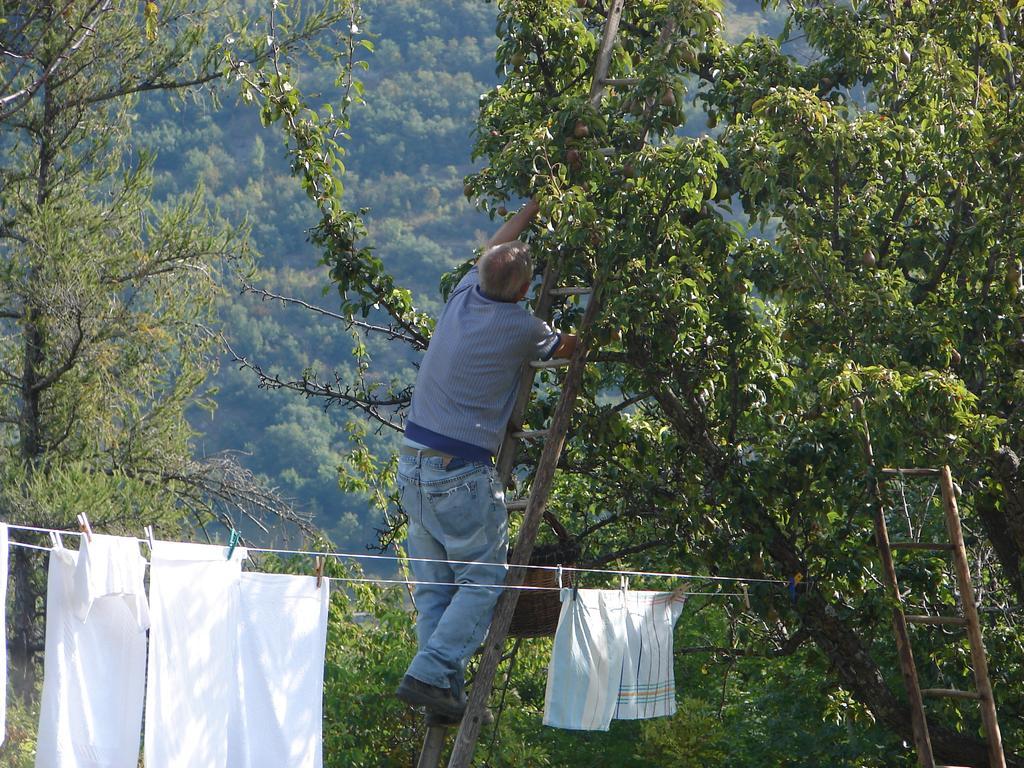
3, 522, 792, 586
245, 545, 789, 585
558, 564, 785, 584
7, 539, 51, 553
6, 523, 83, 537
5, 538, 745, 596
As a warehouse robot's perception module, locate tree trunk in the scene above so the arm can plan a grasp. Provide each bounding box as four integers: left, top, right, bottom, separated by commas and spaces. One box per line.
9, 59, 57, 699
8, 548, 43, 703
975, 450, 1024, 606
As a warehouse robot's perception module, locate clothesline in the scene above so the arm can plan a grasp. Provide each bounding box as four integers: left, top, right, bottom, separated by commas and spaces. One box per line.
6, 539, 747, 596
3, 521, 793, 587
8, 539, 49, 553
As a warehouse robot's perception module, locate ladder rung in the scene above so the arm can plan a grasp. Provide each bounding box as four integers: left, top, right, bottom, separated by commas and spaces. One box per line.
905, 615, 967, 627
921, 688, 982, 701
890, 542, 955, 551
601, 77, 641, 85
509, 430, 548, 442
506, 499, 528, 511
880, 467, 942, 476
531, 358, 570, 369
548, 287, 593, 296
511, 429, 548, 440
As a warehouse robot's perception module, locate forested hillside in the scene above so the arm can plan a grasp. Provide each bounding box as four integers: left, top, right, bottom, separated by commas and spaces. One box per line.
136, 0, 782, 548
134, 0, 500, 544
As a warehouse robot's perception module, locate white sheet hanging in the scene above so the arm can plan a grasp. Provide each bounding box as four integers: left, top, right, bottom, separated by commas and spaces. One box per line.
228, 572, 329, 768
144, 540, 247, 768
0, 523, 7, 747
35, 539, 148, 768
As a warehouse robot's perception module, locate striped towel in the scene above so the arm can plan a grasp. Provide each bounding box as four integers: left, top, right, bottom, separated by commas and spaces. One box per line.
543, 588, 686, 731
614, 590, 687, 720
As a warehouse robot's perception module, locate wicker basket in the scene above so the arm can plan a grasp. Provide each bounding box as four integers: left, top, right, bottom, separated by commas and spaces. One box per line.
508, 512, 580, 638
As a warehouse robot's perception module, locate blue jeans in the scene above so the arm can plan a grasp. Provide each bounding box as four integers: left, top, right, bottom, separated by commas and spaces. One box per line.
398, 453, 509, 695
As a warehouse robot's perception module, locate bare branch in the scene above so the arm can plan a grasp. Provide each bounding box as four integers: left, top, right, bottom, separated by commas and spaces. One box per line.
109, 453, 316, 537
241, 282, 425, 347
69, 71, 223, 110
217, 333, 409, 432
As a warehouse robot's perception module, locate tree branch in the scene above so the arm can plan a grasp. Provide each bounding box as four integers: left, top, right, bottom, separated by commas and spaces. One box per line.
221, 335, 408, 432
29, 311, 85, 394
678, 629, 810, 658
0, 0, 112, 121
584, 539, 665, 566
69, 71, 224, 110
912, 194, 967, 303
240, 282, 425, 347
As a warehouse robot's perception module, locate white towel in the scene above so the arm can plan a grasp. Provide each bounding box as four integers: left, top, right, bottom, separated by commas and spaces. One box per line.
229, 573, 329, 768
0, 523, 7, 747
542, 588, 627, 731
35, 542, 148, 768
144, 540, 247, 768
71, 535, 149, 630
543, 588, 686, 731
613, 590, 686, 720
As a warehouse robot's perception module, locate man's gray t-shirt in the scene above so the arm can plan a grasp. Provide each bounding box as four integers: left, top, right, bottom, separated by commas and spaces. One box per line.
405, 265, 560, 459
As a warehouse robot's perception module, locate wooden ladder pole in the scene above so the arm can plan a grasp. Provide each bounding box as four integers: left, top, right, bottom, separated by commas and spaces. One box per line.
447, 285, 604, 768
444, 4, 626, 765
417, 726, 448, 768
495, 263, 561, 485
938, 467, 1006, 768
588, 0, 625, 105
860, 410, 935, 767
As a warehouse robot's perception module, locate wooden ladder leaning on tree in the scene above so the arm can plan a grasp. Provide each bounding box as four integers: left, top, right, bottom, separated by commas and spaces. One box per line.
413, 1, 682, 765
861, 411, 1006, 768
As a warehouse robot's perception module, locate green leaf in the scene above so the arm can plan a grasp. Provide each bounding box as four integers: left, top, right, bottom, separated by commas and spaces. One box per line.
144, 1, 158, 43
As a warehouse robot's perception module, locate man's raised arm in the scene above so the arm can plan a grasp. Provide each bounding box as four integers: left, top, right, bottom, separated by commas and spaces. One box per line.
484, 198, 540, 251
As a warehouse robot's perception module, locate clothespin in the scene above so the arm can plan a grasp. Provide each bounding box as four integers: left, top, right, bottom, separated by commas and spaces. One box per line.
226, 529, 240, 561
741, 583, 751, 611
556, 564, 563, 590
49, 531, 62, 549
76, 513, 93, 543
144, 525, 155, 553
314, 556, 324, 588
787, 572, 804, 604
619, 574, 629, 591
671, 582, 688, 602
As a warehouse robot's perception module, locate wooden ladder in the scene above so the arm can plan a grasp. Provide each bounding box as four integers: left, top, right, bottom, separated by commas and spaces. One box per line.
864, 449, 1006, 768
412, 3, 642, 767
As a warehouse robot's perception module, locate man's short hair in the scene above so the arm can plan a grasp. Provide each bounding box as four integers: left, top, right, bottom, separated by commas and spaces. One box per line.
478, 242, 532, 301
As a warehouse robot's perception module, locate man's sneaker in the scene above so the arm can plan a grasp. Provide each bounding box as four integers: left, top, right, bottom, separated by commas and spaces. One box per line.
396, 675, 466, 719
425, 707, 495, 728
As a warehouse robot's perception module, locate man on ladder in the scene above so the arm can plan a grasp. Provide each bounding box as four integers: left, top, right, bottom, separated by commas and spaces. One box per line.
395, 199, 577, 724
